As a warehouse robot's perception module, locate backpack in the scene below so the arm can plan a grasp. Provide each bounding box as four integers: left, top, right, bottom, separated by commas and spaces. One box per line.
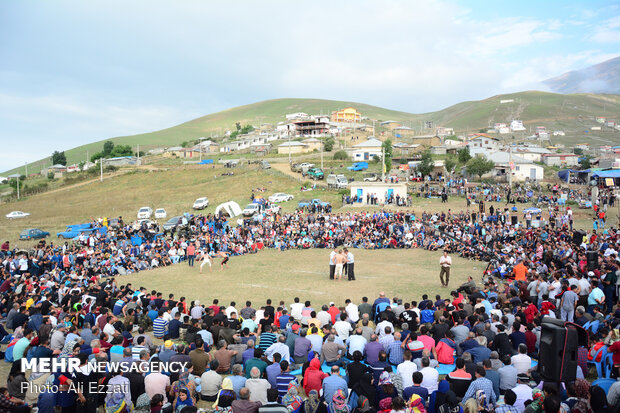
420, 309, 434, 324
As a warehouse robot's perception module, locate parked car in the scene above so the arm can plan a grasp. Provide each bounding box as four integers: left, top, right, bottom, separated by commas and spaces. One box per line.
327, 174, 348, 189
20, 228, 49, 240
268, 193, 294, 203
260, 161, 271, 169
299, 163, 315, 175
154, 208, 167, 219
348, 162, 369, 171
162, 216, 187, 232
290, 163, 302, 172
137, 219, 156, 227
193, 197, 209, 210
137, 207, 153, 219
363, 173, 379, 182
266, 204, 281, 214
5, 211, 30, 219
243, 203, 264, 216
298, 199, 331, 208
307, 168, 324, 180
57, 224, 107, 239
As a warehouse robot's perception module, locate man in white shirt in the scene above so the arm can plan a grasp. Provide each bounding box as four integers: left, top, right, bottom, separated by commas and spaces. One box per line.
334, 314, 353, 339
439, 251, 451, 287
419, 356, 439, 393
397, 350, 418, 388
512, 374, 533, 412
344, 248, 355, 281
290, 298, 304, 321
346, 329, 367, 358
317, 305, 331, 327
190, 301, 205, 320
511, 344, 532, 375
345, 299, 359, 324
329, 247, 337, 280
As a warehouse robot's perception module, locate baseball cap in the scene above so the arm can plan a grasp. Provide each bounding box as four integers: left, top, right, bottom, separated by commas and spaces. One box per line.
164, 340, 173, 349
291, 324, 300, 332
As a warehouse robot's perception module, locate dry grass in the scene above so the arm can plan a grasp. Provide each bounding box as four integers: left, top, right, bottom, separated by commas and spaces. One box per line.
119, 248, 480, 306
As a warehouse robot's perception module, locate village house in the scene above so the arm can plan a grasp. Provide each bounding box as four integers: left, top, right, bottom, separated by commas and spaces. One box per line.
277, 141, 309, 154
40, 164, 67, 177
510, 120, 526, 132
467, 134, 502, 155
392, 126, 415, 138
542, 153, 580, 167
513, 146, 551, 163
331, 107, 362, 123
380, 120, 401, 130
351, 137, 383, 161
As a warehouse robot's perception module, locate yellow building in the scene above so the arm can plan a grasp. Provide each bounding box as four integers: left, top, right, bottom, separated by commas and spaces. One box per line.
331, 107, 362, 123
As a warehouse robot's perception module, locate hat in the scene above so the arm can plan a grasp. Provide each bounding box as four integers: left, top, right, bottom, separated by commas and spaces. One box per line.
195, 300, 200, 305
517, 373, 530, 381
291, 324, 300, 332
588, 271, 594, 277
164, 340, 173, 349
329, 302, 335, 306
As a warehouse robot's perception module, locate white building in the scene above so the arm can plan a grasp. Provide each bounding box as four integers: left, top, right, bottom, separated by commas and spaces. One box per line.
510, 120, 526, 132
513, 146, 551, 163
485, 151, 543, 181
351, 137, 383, 161
467, 135, 502, 156
286, 112, 309, 121
542, 154, 580, 167
349, 182, 407, 204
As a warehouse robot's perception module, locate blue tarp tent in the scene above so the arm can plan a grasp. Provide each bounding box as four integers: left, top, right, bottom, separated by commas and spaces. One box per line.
591, 170, 620, 178
199, 159, 214, 165
557, 169, 580, 182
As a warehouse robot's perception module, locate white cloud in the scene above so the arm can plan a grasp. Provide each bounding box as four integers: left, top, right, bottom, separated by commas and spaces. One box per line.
592, 15, 620, 43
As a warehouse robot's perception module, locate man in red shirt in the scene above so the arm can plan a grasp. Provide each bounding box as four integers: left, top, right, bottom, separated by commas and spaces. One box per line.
187, 244, 196, 267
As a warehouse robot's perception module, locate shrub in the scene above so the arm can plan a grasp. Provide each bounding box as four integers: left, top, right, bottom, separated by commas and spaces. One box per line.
333, 150, 348, 160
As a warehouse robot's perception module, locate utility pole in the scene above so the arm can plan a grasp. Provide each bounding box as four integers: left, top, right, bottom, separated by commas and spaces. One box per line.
100, 159, 103, 182
288, 131, 291, 164
508, 144, 513, 188
17, 178, 20, 200
321, 136, 324, 170
137, 144, 140, 165
381, 145, 385, 182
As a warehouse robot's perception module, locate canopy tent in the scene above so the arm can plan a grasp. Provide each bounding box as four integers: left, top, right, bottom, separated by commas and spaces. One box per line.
591, 170, 620, 178
214, 201, 242, 218
523, 207, 541, 214
199, 159, 214, 164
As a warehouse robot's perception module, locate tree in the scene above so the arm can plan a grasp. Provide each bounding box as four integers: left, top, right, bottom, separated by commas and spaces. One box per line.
110, 145, 133, 157
51, 151, 67, 166
444, 156, 457, 176
324, 137, 335, 152
466, 154, 495, 179
580, 155, 591, 170
382, 139, 393, 171
103, 141, 115, 156
241, 124, 254, 134
457, 147, 471, 164
417, 150, 434, 177
235, 122, 241, 132
573, 148, 583, 155
333, 150, 348, 160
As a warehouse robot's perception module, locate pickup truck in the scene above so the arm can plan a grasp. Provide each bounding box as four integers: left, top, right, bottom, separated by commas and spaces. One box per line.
348, 162, 369, 171
299, 163, 315, 175
327, 174, 348, 189
307, 168, 324, 180
290, 163, 302, 172
57, 224, 107, 239
298, 199, 331, 209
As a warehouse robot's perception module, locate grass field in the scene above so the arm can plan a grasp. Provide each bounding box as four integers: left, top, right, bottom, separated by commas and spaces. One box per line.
118, 248, 480, 305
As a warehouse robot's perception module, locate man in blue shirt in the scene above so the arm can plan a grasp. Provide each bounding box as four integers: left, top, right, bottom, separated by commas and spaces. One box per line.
322, 366, 348, 404
403, 372, 429, 403
463, 366, 497, 406
168, 312, 182, 339
275, 361, 297, 400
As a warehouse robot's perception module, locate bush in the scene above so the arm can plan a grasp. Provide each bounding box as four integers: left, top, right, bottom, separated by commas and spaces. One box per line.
333, 150, 348, 160
104, 165, 118, 172
338, 189, 349, 196
47, 172, 55, 180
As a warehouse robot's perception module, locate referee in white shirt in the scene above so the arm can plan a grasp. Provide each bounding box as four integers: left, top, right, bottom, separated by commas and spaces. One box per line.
344, 248, 355, 281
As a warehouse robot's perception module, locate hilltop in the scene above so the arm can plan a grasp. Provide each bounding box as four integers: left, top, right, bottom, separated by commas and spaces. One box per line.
6, 92, 620, 175
544, 56, 620, 94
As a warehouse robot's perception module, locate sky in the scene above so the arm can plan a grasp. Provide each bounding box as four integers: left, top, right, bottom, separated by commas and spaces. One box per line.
1, 0, 619, 171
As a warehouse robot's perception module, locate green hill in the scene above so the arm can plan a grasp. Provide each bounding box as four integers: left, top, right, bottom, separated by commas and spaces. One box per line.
6, 92, 620, 175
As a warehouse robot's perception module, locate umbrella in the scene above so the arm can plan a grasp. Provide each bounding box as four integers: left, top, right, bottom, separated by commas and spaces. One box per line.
523, 207, 541, 214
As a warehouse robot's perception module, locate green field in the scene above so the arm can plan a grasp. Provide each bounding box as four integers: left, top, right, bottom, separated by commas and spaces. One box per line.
6, 92, 620, 176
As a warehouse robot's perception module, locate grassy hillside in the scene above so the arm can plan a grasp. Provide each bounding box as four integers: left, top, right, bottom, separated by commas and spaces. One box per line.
6, 92, 620, 175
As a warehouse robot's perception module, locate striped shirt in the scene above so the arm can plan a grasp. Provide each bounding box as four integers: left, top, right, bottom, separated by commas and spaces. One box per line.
153, 317, 168, 338
275, 374, 296, 400
257, 332, 277, 352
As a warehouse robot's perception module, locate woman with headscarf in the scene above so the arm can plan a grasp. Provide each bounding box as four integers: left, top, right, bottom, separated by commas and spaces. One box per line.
590, 386, 613, 413
376, 372, 398, 409
134, 393, 151, 413
436, 391, 462, 413
378, 397, 393, 413
282, 381, 303, 412
428, 380, 449, 413
304, 356, 328, 396
213, 377, 236, 411
353, 395, 376, 413
303, 389, 327, 413
173, 388, 194, 413
406, 394, 427, 413
568, 379, 592, 413
524, 388, 544, 413
333, 389, 351, 413
105, 391, 132, 413
7, 361, 27, 400
171, 365, 196, 399
353, 373, 377, 408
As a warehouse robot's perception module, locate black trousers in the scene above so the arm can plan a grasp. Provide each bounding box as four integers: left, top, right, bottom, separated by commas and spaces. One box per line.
329, 264, 335, 280
347, 263, 355, 280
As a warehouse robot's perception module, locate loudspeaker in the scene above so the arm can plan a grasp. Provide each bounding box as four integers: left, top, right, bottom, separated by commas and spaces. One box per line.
573, 230, 586, 245
538, 317, 588, 382
511, 216, 518, 226
587, 251, 598, 271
